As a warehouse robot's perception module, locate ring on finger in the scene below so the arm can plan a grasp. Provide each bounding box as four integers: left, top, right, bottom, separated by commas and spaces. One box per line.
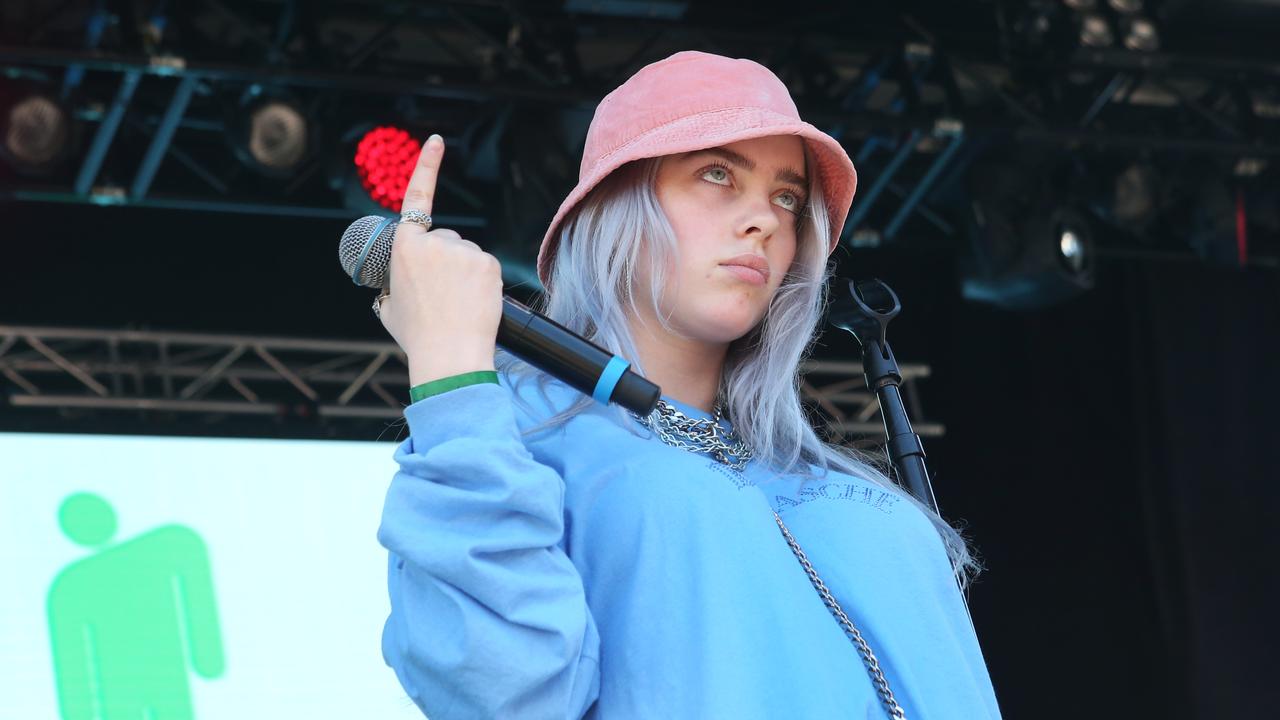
400, 209, 432, 230
372, 291, 389, 320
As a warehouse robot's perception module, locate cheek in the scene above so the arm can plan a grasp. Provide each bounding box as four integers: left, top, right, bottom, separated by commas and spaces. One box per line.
663, 193, 713, 239
770, 231, 799, 279
663, 212, 722, 274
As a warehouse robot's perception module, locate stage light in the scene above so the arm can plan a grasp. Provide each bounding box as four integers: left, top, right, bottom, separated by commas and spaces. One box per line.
1123, 17, 1159, 51
2, 94, 70, 175
1079, 13, 1115, 47
1112, 162, 1160, 229
248, 101, 308, 172
1058, 227, 1087, 273
228, 88, 312, 177
1234, 158, 1267, 178
961, 204, 1096, 311
352, 125, 421, 212
1107, 0, 1142, 13
1063, 0, 1097, 10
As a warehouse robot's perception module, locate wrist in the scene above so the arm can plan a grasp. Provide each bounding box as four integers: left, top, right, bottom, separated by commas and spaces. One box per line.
409, 370, 499, 404
408, 352, 496, 387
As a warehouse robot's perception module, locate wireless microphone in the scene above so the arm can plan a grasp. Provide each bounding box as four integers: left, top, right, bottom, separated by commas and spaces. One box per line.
338, 215, 660, 416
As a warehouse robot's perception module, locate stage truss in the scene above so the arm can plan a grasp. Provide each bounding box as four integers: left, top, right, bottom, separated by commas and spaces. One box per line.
0, 325, 941, 444
3, 1, 1278, 276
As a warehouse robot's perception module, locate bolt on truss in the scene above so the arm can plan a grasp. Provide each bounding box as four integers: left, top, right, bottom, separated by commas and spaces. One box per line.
0, 325, 941, 442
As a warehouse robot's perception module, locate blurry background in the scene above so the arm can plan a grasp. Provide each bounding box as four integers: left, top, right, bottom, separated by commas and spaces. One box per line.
1, 1, 1277, 718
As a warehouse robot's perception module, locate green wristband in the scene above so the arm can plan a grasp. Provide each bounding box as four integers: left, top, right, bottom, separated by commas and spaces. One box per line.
409, 370, 499, 404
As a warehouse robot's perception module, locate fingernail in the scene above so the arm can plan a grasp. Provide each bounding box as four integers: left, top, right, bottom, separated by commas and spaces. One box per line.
428, 133, 443, 145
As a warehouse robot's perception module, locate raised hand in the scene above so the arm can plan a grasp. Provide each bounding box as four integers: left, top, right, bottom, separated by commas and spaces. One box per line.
376, 134, 504, 386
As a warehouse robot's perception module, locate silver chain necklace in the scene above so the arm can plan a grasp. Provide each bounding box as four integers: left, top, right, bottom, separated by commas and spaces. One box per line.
630, 399, 754, 470
774, 512, 907, 718
631, 399, 908, 719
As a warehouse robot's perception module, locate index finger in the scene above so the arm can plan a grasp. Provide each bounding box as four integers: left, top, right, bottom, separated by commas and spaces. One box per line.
401, 133, 444, 218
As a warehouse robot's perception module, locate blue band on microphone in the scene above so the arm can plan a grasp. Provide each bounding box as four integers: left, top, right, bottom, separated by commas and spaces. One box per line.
351, 216, 397, 285
592, 355, 630, 405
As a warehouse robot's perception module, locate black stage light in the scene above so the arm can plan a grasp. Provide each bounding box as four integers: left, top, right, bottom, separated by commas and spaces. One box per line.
228, 87, 312, 177
1122, 16, 1159, 51
1112, 162, 1161, 231
1079, 13, 1116, 47
961, 203, 1096, 311
1, 93, 71, 176
1107, 0, 1142, 13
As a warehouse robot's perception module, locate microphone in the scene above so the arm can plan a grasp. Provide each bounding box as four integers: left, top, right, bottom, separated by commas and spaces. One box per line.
338, 215, 660, 416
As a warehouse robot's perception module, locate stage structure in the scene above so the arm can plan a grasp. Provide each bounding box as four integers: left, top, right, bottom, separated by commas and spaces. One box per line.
2, 0, 1278, 299
0, 325, 942, 444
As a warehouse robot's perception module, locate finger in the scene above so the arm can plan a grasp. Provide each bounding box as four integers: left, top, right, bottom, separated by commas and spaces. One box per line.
422, 229, 480, 253
400, 134, 444, 220
435, 230, 483, 253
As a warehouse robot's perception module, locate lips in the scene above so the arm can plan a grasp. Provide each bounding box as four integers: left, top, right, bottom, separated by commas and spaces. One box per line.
719, 254, 771, 284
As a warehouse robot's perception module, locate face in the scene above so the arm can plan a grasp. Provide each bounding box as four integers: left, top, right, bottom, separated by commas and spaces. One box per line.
635, 135, 808, 347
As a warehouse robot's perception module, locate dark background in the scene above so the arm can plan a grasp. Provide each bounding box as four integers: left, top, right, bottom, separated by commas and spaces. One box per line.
4, 1, 1279, 717
5, 205, 1276, 719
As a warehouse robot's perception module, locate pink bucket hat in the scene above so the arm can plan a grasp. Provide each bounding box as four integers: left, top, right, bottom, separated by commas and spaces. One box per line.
536, 50, 858, 286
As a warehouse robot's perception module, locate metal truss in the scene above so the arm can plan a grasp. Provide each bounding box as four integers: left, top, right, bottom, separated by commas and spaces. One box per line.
0, 325, 408, 421
0, 325, 941, 443
799, 359, 943, 445
2, 1, 1278, 276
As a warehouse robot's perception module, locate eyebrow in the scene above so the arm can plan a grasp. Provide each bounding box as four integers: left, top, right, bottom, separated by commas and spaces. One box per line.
689, 147, 809, 193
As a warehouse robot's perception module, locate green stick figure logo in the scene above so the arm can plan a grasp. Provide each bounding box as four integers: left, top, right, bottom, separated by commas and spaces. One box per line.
47, 492, 226, 720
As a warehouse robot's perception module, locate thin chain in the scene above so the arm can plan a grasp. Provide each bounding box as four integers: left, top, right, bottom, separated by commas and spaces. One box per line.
774, 511, 907, 719
634, 399, 906, 718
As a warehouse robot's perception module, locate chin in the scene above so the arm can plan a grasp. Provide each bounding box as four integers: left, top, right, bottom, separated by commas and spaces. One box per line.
686, 310, 765, 344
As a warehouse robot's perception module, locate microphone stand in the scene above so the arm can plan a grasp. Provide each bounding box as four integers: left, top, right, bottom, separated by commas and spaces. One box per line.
827, 278, 977, 618
826, 278, 939, 515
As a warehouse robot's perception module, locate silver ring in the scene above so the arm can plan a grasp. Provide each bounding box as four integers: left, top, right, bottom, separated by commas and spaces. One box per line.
400, 209, 432, 229
372, 292, 388, 320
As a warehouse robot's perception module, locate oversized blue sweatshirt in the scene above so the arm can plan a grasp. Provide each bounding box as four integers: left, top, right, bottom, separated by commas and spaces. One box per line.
378, 372, 1002, 719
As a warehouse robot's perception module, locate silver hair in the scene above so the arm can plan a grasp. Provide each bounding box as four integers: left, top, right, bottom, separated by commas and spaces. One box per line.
499, 152, 980, 586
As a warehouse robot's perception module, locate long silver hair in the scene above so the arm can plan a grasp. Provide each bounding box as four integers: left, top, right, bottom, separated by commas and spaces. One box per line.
499, 152, 979, 585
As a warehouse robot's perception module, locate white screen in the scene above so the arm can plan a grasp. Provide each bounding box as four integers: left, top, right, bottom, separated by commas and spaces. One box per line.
0, 431, 426, 719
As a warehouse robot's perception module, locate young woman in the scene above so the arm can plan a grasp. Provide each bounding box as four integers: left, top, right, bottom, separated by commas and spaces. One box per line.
374, 51, 1002, 719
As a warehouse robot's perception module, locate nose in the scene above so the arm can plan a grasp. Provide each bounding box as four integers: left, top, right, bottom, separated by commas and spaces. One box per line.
736, 193, 781, 241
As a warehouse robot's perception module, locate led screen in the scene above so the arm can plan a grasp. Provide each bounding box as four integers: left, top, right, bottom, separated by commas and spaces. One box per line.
0, 431, 425, 719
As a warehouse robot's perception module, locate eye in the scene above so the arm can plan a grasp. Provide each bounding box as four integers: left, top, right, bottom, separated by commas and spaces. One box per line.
775, 191, 807, 215
700, 164, 731, 185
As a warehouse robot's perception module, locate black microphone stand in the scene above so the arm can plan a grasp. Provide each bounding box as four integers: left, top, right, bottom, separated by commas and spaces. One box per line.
826, 278, 940, 516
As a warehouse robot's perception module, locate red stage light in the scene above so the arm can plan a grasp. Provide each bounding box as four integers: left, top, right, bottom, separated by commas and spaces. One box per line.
353, 126, 421, 212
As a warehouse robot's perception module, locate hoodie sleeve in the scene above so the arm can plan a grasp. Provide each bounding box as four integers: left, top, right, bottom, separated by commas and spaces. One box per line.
377, 381, 601, 719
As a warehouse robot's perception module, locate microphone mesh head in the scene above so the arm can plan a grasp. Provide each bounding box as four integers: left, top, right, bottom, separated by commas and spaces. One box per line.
338, 215, 399, 288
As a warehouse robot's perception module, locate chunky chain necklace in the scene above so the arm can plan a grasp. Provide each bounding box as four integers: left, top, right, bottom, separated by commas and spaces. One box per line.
631, 397, 908, 719
630, 399, 754, 471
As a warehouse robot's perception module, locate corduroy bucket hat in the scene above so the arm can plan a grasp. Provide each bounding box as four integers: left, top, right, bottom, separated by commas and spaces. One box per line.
537, 50, 858, 286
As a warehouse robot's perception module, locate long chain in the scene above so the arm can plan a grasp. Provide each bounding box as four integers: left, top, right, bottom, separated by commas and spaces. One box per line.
633, 399, 907, 719
774, 512, 907, 719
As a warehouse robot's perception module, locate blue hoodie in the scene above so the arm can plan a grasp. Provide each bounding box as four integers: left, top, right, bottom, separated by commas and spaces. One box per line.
378, 372, 1002, 719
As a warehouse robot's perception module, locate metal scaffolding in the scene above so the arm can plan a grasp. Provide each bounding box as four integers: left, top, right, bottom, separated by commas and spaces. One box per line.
0, 325, 941, 442
3, 1, 1278, 279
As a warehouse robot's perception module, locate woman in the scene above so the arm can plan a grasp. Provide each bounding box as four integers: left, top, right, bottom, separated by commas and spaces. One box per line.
374, 51, 1002, 719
